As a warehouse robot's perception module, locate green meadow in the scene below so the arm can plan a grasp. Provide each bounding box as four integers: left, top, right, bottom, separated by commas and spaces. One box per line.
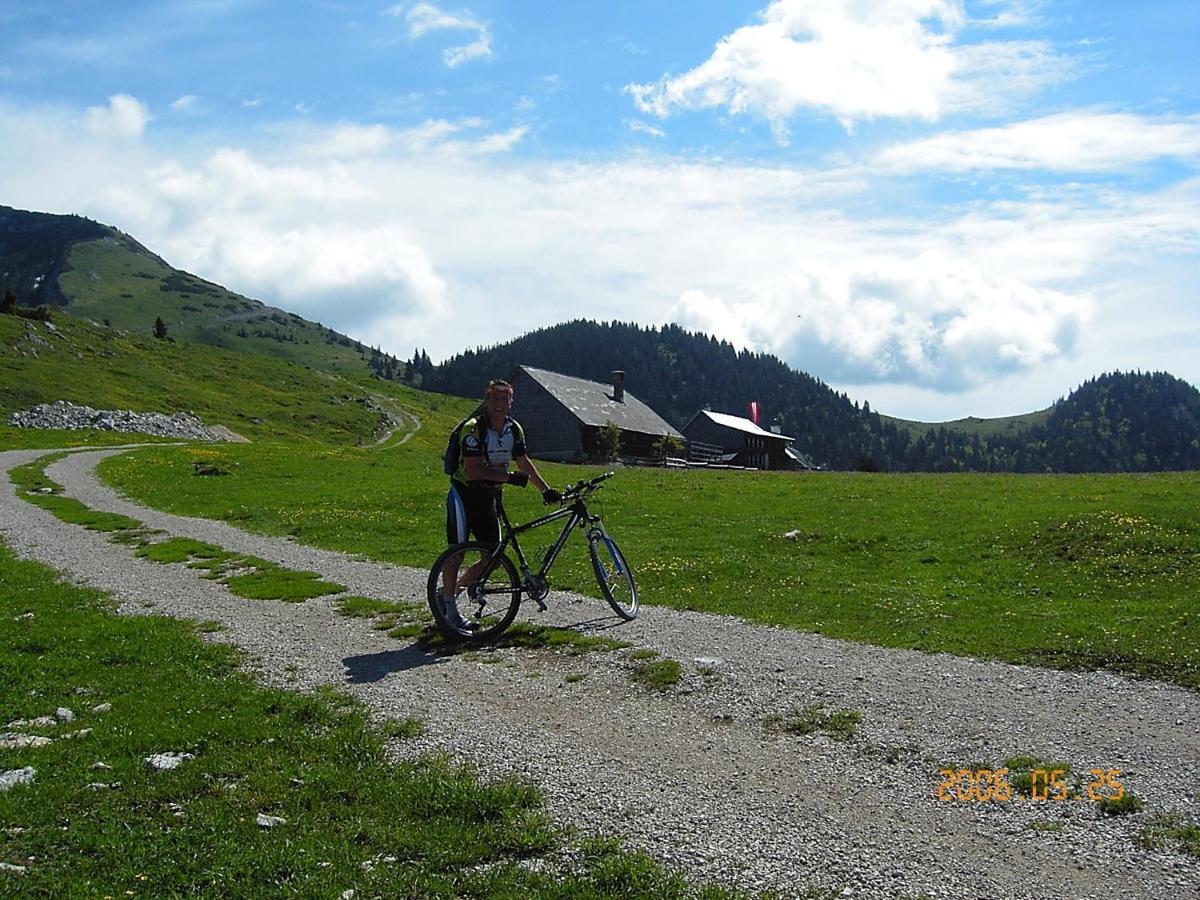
2, 310, 1197, 688
90, 413, 1200, 689
0, 543, 747, 897
2, 308, 1198, 895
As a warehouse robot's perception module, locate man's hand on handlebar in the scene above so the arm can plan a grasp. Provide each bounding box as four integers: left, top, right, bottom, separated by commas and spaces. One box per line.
542, 488, 562, 504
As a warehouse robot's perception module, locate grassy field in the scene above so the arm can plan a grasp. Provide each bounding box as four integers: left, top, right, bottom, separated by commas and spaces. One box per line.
2, 310, 1196, 688
86, 417, 1200, 689
0, 543, 752, 897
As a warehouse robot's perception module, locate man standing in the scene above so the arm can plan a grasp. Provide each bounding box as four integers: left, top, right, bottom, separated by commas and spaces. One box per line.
441, 378, 559, 629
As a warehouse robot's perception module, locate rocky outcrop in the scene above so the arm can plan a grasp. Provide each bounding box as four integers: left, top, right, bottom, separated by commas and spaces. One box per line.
8, 401, 237, 441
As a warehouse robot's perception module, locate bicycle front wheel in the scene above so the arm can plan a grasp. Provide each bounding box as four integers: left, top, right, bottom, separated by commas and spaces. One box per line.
427, 541, 521, 640
588, 531, 638, 620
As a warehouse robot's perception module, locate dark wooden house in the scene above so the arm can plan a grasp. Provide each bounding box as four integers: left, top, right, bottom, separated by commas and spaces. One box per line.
508, 365, 683, 462
681, 409, 797, 470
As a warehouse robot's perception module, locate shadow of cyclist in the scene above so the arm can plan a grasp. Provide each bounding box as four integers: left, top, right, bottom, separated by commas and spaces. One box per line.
342, 643, 445, 684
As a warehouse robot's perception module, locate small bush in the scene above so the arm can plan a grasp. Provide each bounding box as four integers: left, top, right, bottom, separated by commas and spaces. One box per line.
1098, 792, 1143, 816
630, 658, 681, 691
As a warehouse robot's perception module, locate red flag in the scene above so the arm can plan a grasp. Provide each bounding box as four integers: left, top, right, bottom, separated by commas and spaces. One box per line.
748, 401, 760, 425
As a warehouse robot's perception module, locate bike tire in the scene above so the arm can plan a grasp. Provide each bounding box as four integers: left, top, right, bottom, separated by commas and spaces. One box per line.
588, 531, 638, 620
427, 541, 521, 640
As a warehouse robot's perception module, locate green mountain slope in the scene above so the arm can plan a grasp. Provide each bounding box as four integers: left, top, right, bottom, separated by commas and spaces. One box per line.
1, 205, 398, 378
881, 409, 1053, 439
0, 312, 444, 446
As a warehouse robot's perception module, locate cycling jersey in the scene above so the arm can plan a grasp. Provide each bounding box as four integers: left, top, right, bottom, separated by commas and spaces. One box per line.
447, 415, 528, 546
451, 416, 527, 485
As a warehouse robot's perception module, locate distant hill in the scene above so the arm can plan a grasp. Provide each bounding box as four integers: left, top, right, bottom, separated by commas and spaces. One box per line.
425, 320, 1200, 473
0, 205, 402, 379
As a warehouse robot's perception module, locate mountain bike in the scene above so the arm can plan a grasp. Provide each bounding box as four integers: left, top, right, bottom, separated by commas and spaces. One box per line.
427, 471, 637, 640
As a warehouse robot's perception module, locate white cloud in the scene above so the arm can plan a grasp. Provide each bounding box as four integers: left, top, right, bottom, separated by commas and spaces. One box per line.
3, 97, 1196, 411
394, 1, 492, 68
170, 94, 197, 112
626, 0, 1070, 135
875, 112, 1200, 172
670, 254, 1094, 389
286, 118, 525, 158
84, 94, 151, 139
627, 119, 665, 138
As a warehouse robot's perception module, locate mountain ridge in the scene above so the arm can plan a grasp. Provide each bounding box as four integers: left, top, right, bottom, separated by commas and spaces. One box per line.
4, 204, 1198, 472
1, 204, 401, 379
425, 320, 1200, 472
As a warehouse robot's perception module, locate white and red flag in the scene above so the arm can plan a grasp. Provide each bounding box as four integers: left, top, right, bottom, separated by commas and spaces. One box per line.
748, 401, 760, 425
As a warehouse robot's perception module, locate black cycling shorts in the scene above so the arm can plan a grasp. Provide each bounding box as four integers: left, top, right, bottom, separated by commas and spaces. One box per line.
446, 481, 501, 546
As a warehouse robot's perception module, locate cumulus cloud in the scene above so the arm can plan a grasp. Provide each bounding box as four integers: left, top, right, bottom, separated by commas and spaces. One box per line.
626, 0, 1069, 135
84, 94, 151, 139
134, 150, 448, 335
394, 1, 492, 68
3, 96, 1194, 403
670, 255, 1094, 389
193, 221, 447, 327
874, 112, 1200, 172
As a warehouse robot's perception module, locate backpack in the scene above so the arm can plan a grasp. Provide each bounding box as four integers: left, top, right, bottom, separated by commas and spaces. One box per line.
443, 416, 486, 476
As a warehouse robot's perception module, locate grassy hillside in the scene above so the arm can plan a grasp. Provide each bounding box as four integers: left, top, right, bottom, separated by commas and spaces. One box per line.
0, 311, 457, 446
2, 205, 401, 379
882, 408, 1053, 439
57, 236, 378, 374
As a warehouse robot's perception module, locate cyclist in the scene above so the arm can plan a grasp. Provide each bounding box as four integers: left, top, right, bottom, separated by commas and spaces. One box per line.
441, 378, 560, 629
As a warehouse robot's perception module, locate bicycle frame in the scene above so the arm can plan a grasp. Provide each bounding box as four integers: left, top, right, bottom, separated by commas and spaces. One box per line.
485, 493, 597, 610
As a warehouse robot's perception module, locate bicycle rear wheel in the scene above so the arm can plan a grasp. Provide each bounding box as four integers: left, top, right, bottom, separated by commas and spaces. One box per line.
588, 531, 638, 620
427, 541, 521, 640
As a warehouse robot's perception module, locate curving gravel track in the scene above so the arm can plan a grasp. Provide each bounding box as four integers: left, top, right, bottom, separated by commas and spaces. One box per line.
2, 446, 1198, 899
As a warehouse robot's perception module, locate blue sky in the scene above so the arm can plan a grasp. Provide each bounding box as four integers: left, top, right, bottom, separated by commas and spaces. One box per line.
2, 1, 1198, 421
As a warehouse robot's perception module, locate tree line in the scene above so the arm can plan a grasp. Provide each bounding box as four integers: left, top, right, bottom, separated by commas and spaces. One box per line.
416, 319, 1200, 473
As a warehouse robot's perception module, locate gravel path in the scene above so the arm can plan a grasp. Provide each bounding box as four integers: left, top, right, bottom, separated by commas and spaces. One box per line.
2, 446, 1198, 899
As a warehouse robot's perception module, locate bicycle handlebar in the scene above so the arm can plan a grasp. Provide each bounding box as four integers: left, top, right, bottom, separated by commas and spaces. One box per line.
559, 471, 615, 502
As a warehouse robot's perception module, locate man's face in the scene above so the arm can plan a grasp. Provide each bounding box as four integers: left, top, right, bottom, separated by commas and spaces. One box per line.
486, 387, 513, 416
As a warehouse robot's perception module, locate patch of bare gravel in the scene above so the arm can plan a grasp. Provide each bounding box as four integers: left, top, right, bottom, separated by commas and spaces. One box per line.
2, 446, 1198, 899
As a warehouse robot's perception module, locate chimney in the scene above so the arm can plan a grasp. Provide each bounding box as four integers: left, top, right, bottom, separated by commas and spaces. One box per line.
770, 425, 782, 434
611, 370, 625, 402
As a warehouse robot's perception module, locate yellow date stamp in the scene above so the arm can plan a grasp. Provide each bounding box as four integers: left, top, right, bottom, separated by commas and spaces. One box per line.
937, 767, 1125, 803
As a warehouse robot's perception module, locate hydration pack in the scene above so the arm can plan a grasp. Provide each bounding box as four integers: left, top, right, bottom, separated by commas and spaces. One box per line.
443, 416, 486, 476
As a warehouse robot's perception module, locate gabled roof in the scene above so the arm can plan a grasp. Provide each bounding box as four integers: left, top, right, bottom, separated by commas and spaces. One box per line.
785, 446, 821, 469
686, 409, 794, 442
514, 365, 683, 438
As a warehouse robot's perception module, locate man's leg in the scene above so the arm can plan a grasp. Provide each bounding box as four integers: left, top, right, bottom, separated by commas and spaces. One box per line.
456, 489, 501, 594
440, 485, 470, 627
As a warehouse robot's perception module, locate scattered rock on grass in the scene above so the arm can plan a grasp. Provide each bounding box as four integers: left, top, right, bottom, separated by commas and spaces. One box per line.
0, 768, 35, 791
144, 752, 194, 771
0, 734, 51, 750
256, 813, 287, 828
